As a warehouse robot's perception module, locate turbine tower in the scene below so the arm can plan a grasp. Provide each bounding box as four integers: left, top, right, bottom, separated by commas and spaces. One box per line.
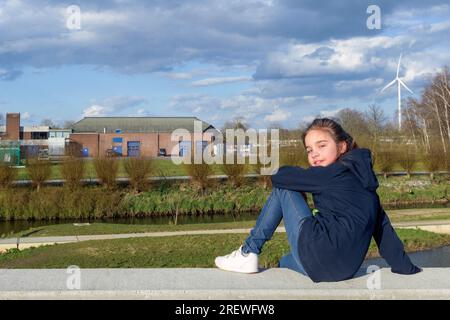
381, 53, 413, 131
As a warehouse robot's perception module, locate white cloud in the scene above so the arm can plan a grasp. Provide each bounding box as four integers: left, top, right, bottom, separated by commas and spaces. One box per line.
83, 104, 109, 117
190, 76, 252, 87
164, 72, 194, 80
22, 111, 31, 120
82, 96, 148, 117
302, 95, 317, 101
167, 92, 303, 128
255, 36, 406, 79
335, 78, 385, 92
301, 108, 343, 124
264, 107, 291, 122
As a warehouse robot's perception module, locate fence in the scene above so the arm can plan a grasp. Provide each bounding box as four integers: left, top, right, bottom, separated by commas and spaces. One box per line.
0, 141, 21, 166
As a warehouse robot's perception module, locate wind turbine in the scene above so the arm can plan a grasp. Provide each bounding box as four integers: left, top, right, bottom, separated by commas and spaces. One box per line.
381, 53, 413, 131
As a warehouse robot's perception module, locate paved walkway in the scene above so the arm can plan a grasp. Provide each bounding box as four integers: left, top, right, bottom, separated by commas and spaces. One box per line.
1, 220, 450, 252
0, 267, 449, 299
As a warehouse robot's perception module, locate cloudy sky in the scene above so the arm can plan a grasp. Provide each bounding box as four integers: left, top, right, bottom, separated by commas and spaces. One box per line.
0, 0, 449, 129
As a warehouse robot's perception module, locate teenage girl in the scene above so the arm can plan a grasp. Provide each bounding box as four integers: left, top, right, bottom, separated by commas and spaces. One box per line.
215, 118, 421, 282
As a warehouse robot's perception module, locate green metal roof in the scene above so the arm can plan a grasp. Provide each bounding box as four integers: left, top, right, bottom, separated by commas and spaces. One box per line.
71, 117, 215, 133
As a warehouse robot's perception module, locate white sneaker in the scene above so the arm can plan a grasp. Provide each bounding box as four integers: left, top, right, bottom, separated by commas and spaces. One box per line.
215, 246, 258, 274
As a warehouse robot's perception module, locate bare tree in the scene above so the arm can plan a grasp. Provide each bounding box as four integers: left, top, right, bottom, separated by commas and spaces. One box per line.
222, 116, 249, 132
424, 88, 447, 155
431, 67, 450, 142
337, 108, 371, 147
365, 104, 386, 150
62, 120, 76, 129
40, 118, 56, 128
403, 100, 420, 151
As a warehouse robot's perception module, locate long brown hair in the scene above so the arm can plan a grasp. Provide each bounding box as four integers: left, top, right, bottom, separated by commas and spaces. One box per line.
301, 118, 358, 157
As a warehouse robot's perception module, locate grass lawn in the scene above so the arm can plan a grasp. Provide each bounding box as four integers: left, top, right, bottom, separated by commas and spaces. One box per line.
13, 158, 436, 180
0, 228, 449, 268
9, 220, 260, 238
15, 159, 255, 180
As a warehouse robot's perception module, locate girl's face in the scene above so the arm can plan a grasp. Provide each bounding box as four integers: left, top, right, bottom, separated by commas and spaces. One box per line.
305, 129, 347, 167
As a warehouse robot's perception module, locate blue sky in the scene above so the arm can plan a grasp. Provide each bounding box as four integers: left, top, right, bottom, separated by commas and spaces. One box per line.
1, 0, 450, 129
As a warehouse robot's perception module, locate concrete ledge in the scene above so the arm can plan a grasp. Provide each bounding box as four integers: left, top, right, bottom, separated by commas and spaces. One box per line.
0, 268, 449, 300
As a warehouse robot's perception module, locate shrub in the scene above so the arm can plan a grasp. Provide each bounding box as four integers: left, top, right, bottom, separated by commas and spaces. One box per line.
279, 146, 308, 167
222, 163, 247, 187
222, 152, 247, 187
123, 157, 153, 193
0, 163, 17, 189
184, 162, 213, 193
93, 157, 119, 189
397, 145, 417, 179
373, 149, 396, 179
423, 145, 445, 180
61, 157, 85, 190
253, 161, 272, 189
26, 157, 52, 191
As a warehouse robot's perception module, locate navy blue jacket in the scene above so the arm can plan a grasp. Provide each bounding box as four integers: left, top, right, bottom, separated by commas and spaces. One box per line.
271, 148, 421, 282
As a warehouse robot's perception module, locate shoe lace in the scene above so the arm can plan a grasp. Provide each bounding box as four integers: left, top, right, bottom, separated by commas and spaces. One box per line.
225, 249, 240, 259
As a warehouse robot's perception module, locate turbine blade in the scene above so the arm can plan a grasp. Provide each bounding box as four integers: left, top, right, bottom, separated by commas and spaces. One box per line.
397, 53, 403, 78
381, 79, 397, 92
399, 79, 413, 94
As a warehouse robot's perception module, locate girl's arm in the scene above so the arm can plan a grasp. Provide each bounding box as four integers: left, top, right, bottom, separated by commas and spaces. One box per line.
372, 204, 422, 274
271, 164, 342, 193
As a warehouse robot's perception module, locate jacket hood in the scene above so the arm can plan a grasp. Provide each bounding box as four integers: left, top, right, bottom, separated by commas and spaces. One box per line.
338, 148, 379, 191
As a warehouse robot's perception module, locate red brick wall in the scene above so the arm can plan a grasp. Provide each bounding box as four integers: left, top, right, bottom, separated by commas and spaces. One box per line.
161, 131, 215, 156
69, 133, 100, 157
6, 113, 20, 140
99, 133, 157, 157
158, 133, 181, 156
70, 131, 215, 158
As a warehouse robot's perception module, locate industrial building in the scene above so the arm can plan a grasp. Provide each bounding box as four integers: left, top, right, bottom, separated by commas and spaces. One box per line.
69, 116, 218, 158
1, 112, 219, 162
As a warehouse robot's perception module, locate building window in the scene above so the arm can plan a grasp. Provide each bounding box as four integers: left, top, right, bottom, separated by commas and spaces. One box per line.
31, 132, 49, 139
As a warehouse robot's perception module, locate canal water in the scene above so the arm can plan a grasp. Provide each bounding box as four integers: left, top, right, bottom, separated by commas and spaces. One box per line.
0, 212, 260, 237
1, 202, 450, 236
2, 202, 448, 236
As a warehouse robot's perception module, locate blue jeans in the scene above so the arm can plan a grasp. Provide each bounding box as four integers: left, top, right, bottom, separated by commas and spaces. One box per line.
241, 187, 312, 276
